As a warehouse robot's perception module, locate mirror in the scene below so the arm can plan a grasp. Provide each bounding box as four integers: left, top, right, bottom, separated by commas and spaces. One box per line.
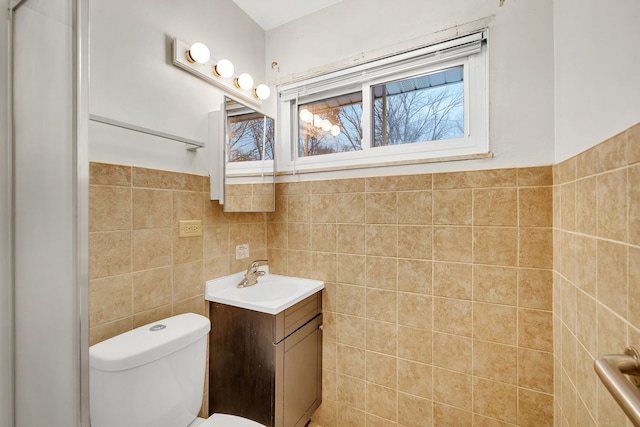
222, 96, 275, 212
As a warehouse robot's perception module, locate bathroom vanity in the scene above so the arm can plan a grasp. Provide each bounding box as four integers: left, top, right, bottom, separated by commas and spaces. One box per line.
205, 270, 324, 427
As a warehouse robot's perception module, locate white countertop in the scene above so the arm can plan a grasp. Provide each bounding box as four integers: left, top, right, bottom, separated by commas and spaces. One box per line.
205, 267, 324, 315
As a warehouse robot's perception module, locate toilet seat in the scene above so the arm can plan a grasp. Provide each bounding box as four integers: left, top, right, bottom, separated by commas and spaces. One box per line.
197, 414, 266, 427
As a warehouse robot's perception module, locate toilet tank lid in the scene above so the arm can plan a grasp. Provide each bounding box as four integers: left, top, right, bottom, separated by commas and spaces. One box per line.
90, 313, 211, 372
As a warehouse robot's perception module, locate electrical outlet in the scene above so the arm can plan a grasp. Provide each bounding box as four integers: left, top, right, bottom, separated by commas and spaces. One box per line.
179, 220, 202, 237
236, 244, 249, 259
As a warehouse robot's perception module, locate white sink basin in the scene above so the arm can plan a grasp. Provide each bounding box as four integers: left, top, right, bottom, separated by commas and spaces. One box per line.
205, 267, 324, 314
239, 281, 298, 302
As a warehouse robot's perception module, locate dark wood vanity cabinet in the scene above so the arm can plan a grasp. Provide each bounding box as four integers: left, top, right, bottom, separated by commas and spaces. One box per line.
208, 292, 323, 427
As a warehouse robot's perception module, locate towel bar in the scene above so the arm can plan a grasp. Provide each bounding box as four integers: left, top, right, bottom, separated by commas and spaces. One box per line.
594, 346, 640, 426
89, 114, 205, 151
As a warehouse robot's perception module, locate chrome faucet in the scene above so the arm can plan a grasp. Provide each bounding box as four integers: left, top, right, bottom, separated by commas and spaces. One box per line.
237, 259, 268, 288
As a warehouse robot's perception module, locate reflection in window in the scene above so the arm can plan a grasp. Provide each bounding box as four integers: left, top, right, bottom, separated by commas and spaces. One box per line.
297, 92, 363, 157
228, 111, 274, 162
372, 66, 464, 147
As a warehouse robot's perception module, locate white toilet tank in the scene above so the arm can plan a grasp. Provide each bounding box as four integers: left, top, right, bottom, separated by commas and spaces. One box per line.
89, 313, 211, 427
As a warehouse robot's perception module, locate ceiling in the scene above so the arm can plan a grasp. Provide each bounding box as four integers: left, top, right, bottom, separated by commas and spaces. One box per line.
232, 0, 343, 30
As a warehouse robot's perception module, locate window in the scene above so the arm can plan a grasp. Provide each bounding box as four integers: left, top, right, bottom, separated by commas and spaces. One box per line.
277, 30, 488, 172
372, 66, 464, 147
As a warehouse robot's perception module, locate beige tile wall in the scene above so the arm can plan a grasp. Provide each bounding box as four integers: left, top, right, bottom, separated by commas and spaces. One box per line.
225, 182, 275, 211
553, 121, 640, 427
88, 162, 268, 415
88, 123, 640, 426
267, 167, 555, 426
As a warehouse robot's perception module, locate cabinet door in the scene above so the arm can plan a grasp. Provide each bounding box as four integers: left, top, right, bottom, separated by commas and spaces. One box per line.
209, 303, 275, 426
283, 316, 322, 427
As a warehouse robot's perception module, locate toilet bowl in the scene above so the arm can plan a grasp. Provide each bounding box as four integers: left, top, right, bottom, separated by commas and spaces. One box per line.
190, 414, 264, 427
89, 313, 264, 427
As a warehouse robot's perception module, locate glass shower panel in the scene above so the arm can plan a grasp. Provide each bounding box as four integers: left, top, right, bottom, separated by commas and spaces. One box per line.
11, 0, 86, 425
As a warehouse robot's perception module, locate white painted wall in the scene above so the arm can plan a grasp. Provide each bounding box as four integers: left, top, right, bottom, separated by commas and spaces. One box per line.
0, 2, 13, 427
554, 0, 640, 161
89, 0, 267, 175
87, 0, 640, 174
265, 0, 556, 177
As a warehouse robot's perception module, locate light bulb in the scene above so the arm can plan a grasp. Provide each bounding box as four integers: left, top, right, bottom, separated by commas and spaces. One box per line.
299, 108, 312, 123
253, 84, 271, 100
313, 115, 323, 128
234, 73, 254, 90
213, 59, 234, 78
186, 42, 210, 64
330, 125, 341, 136
321, 119, 332, 132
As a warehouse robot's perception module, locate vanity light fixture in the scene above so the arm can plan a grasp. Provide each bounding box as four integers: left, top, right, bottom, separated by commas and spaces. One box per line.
186, 42, 210, 64
253, 84, 271, 100
213, 59, 234, 78
234, 73, 254, 91
172, 38, 271, 106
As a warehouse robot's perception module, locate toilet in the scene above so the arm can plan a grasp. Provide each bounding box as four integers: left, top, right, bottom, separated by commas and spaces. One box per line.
89, 313, 264, 427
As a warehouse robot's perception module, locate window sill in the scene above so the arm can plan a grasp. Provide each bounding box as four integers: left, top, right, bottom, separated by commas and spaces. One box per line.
275, 152, 493, 176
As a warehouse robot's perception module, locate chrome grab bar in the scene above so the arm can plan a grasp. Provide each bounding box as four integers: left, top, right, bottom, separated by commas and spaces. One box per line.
594, 346, 640, 426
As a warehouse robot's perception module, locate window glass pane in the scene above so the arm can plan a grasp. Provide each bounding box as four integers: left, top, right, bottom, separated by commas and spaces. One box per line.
228, 112, 274, 162
372, 66, 464, 147
298, 92, 363, 157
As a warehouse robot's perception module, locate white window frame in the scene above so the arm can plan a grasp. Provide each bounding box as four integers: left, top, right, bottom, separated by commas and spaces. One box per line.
276, 30, 489, 173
